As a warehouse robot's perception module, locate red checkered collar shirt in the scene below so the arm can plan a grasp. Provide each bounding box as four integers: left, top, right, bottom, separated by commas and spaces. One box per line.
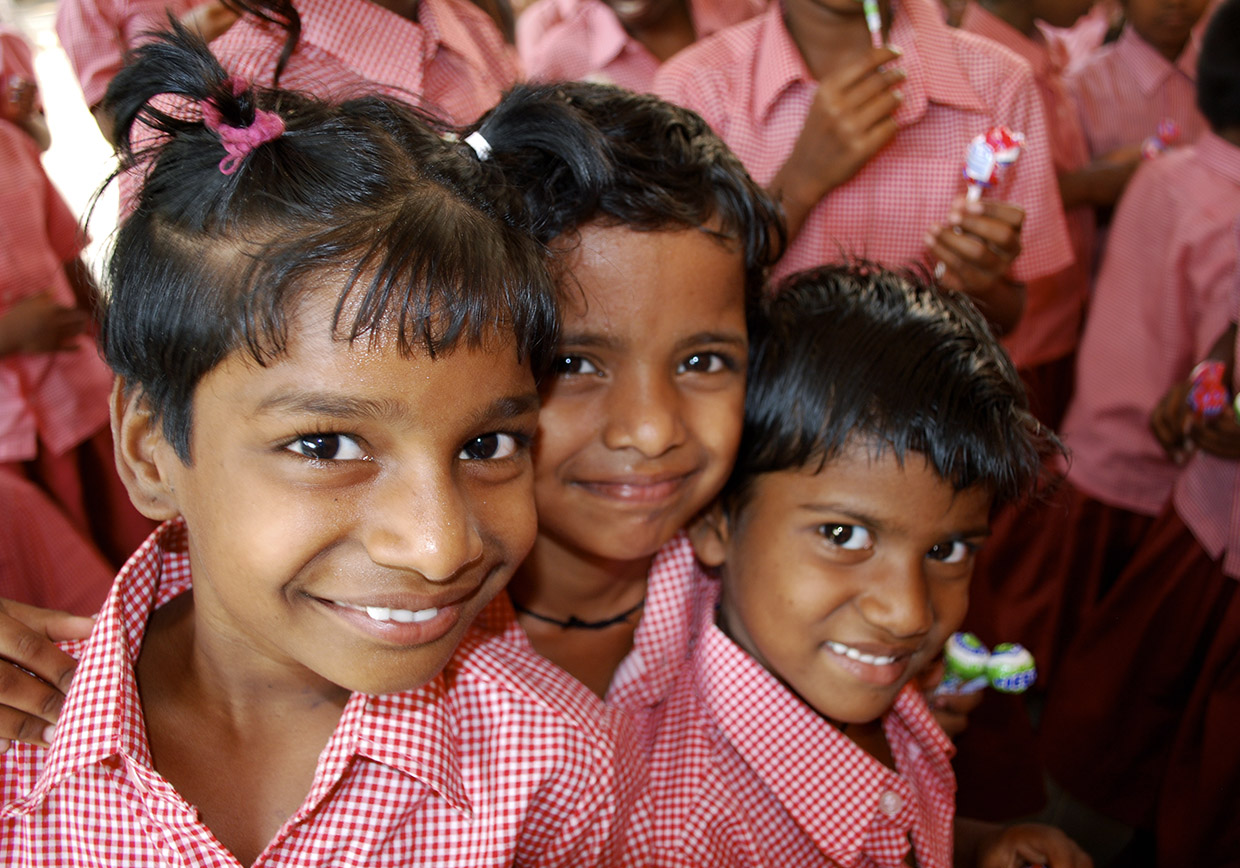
626, 582, 957, 868
0, 519, 642, 867
208, 0, 518, 125
653, 0, 1073, 301
496, 532, 711, 742
517, 0, 765, 92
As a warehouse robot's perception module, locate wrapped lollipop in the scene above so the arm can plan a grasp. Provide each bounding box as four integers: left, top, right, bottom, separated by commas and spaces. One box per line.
962, 126, 1025, 202
1141, 118, 1181, 160
1188, 360, 1229, 420
935, 631, 1037, 695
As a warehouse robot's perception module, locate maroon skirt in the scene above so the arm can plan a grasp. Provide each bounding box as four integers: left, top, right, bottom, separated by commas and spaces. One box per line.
1039, 503, 1232, 827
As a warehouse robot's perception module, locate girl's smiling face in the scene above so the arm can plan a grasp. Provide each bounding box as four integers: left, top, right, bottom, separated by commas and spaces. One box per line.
125, 289, 541, 698
531, 221, 749, 567
695, 440, 992, 726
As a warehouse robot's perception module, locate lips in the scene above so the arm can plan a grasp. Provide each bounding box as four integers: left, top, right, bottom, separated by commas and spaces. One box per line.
312, 589, 478, 647
822, 639, 919, 687
572, 470, 696, 504
335, 601, 440, 624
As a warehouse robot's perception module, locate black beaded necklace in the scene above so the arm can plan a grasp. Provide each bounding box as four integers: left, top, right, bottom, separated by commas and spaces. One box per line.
513, 597, 646, 630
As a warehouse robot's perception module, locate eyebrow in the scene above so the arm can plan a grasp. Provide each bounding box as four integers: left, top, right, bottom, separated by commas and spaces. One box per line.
253, 391, 540, 426
558, 330, 747, 352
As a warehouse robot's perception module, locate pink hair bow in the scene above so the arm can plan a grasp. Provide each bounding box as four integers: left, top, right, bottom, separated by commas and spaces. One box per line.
200, 77, 285, 175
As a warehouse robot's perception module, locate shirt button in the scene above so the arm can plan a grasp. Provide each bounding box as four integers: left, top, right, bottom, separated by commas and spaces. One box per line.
878, 791, 903, 817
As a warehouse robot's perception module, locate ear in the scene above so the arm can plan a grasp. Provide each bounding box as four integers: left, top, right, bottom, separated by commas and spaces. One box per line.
689, 501, 732, 569
111, 378, 181, 521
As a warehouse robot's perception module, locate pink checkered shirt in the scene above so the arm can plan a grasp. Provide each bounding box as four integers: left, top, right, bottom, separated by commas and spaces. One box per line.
960, 3, 1093, 365
0, 120, 112, 464
624, 582, 956, 867
497, 533, 711, 743
0, 519, 642, 867
1173, 219, 1240, 580
517, 0, 765, 92
55, 0, 197, 109
1062, 132, 1240, 519
209, 0, 518, 124
1066, 23, 1208, 160
654, 0, 1074, 367
0, 26, 42, 112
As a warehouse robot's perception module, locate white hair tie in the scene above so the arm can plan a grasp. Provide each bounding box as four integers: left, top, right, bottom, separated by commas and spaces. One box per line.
465, 130, 491, 160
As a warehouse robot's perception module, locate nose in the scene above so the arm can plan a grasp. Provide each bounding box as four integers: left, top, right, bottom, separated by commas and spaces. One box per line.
857, 556, 935, 640
601, 367, 686, 458
362, 466, 484, 582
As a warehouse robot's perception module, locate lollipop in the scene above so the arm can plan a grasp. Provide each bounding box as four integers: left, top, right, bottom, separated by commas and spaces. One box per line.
935, 632, 1037, 695
862, 0, 884, 48
987, 643, 1038, 694
1141, 118, 1181, 160
1188, 360, 1229, 420
963, 126, 1024, 202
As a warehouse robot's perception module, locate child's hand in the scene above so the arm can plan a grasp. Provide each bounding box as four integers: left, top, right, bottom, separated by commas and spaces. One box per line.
975, 822, 1093, 868
1, 75, 37, 125
0, 293, 89, 357
916, 657, 982, 738
770, 46, 903, 239
0, 598, 94, 753
925, 197, 1024, 333
1149, 379, 1194, 463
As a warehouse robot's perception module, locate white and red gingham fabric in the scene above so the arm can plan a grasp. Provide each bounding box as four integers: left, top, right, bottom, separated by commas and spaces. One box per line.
55, 0, 197, 110
653, 0, 1074, 302
959, 3, 1093, 367
1066, 23, 1208, 160
625, 583, 956, 868
494, 533, 711, 740
517, 0, 765, 93
0, 120, 112, 464
1062, 133, 1240, 521
208, 0, 517, 125
0, 519, 642, 867
1172, 217, 1240, 580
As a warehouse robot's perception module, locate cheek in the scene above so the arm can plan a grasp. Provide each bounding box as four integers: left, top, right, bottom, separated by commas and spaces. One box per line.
930, 579, 971, 637
477, 476, 540, 561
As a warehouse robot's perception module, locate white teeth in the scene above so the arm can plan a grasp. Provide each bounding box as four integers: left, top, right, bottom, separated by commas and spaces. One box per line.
826, 641, 898, 666
346, 603, 439, 624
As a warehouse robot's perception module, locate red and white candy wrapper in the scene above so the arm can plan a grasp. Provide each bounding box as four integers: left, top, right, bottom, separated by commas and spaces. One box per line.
963, 126, 1024, 202
1141, 118, 1181, 160
1188, 359, 1229, 420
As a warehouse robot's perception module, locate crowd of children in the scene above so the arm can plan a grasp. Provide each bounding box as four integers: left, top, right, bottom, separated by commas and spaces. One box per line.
0, 0, 1235, 862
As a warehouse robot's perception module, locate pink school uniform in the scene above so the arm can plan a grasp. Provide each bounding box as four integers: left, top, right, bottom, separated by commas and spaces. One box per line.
498, 532, 710, 744
56, 0, 197, 111
960, 2, 1094, 427
652, 0, 1075, 378
208, 0, 518, 125
624, 582, 956, 868
0, 25, 40, 106
1155, 246, 1240, 865
0, 119, 150, 571
1038, 133, 1240, 830
1067, 22, 1208, 159
0, 519, 640, 867
516, 0, 765, 92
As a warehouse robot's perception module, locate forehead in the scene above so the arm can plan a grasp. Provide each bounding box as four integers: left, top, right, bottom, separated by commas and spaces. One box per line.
555, 221, 747, 337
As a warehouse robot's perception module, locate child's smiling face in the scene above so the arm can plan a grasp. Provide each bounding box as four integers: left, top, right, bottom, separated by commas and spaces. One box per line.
532, 221, 748, 566
123, 288, 541, 698
695, 439, 992, 725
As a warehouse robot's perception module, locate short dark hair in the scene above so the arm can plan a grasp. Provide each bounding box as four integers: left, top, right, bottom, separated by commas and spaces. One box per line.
464, 81, 785, 305
721, 264, 1056, 513
1198, 0, 1240, 132
100, 24, 558, 462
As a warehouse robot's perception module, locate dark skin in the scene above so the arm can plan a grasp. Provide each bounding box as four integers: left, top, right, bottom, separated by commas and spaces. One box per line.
1151, 322, 1240, 463
771, 0, 1025, 332
137, 593, 346, 867
604, 0, 699, 62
